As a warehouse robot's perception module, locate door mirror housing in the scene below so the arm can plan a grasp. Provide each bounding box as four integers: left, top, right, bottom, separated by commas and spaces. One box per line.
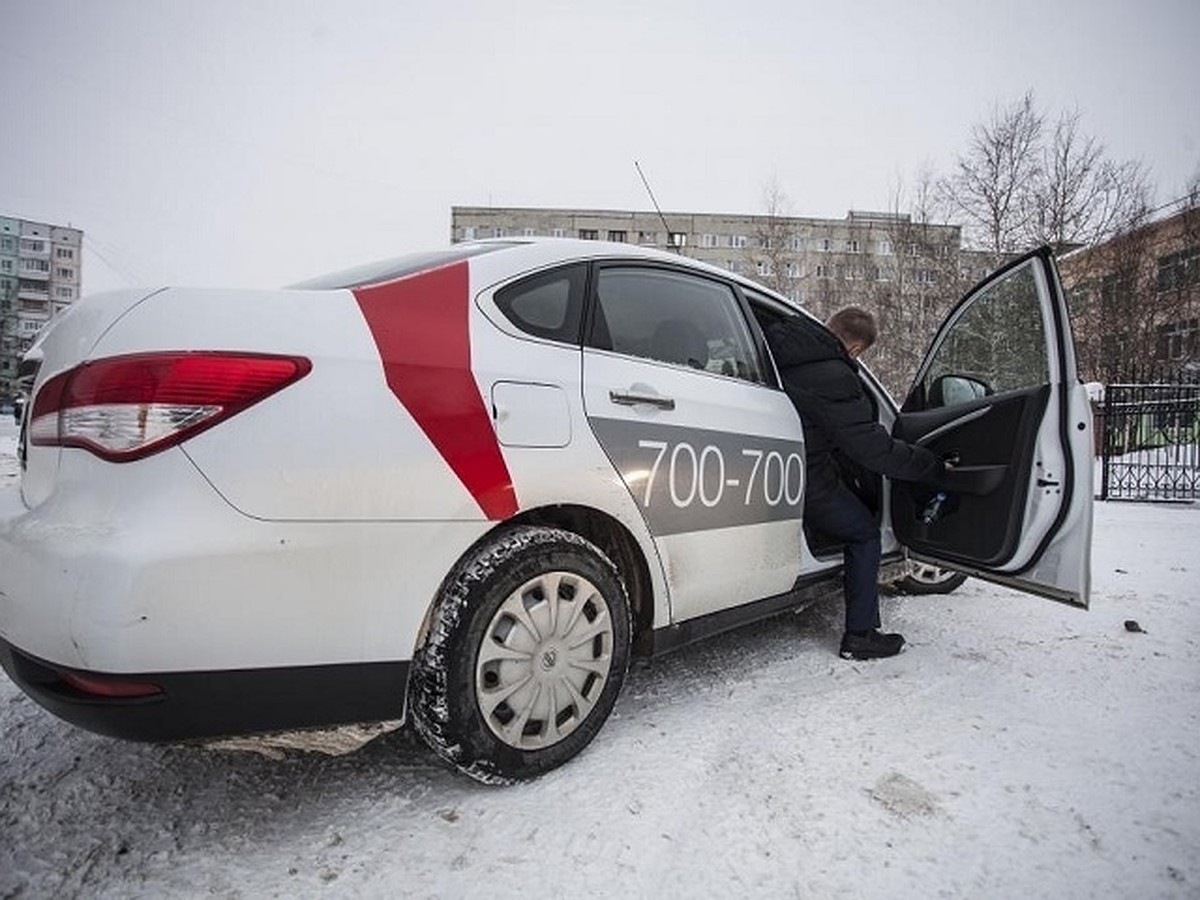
928, 373, 991, 409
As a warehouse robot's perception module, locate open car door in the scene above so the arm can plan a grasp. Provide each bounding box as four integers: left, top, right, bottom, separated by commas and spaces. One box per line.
890, 247, 1093, 607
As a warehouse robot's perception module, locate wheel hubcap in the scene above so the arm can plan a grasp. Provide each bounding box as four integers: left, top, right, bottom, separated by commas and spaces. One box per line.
910, 562, 955, 585
475, 571, 613, 750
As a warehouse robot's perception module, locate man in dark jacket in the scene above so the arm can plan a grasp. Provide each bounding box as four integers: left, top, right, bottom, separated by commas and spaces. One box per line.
765, 307, 943, 660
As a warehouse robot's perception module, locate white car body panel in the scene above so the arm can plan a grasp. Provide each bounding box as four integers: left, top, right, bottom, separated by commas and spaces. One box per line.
581, 346, 808, 621
0, 447, 489, 672
900, 250, 1093, 607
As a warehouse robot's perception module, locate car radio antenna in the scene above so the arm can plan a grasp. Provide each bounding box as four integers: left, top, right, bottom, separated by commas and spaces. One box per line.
635, 160, 679, 253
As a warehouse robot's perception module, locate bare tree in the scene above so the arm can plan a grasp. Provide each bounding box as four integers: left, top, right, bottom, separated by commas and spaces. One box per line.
862, 169, 968, 397
941, 91, 1044, 255
747, 179, 800, 298
1027, 108, 1153, 253
943, 91, 1155, 260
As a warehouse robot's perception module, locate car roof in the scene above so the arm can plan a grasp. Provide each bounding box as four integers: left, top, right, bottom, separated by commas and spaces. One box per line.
289, 238, 804, 316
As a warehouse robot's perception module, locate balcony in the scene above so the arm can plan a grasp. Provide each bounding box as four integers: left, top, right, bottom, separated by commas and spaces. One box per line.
18, 261, 50, 281
17, 286, 49, 303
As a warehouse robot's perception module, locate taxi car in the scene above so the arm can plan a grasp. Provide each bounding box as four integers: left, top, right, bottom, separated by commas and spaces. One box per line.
0, 239, 1092, 783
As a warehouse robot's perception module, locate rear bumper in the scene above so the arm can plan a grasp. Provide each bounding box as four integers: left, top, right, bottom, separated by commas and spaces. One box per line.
0, 637, 407, 741
0, 451, 490, 741
0, 453, 488, 674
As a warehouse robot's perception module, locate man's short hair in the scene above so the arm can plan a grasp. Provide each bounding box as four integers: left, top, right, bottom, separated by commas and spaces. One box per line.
826, 307, 878, 349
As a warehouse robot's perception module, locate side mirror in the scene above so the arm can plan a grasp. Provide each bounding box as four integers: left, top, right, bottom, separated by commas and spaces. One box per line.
928, 373, 990, 408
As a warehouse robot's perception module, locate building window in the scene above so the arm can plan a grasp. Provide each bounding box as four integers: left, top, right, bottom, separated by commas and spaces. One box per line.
462, 226, 477, 240
0, 259, 12, 274
55, 266, 74, 279
787, 288, 804, 304
20, 259, 49, 273
725, 260, 741, 274
579, 229, 599, 240
667, 232, 687, 248
55, 286, 74, 299
638, 231, 657, 244
1156, 318, 1198, 361
552, 228, 566, 238
819, 238, 833, 252
55, 247, 75, 260
1, 237, 14, 252
19, 239, 46, 254
789, 236, 805, 251
756, 260, 773, 277
786, 262, 803, 279
729, 234, 747, 249
700, 233, 717, 248
1156, 247, 1199, 292
874, 266, 892, 282
816, 264, 831, 279
523, 228, 536, 237
876, 239, 893, 255
493, 227, 506, 238
917, 269, 936, 284
608, 230, 627, 243
846, 239, 861, 254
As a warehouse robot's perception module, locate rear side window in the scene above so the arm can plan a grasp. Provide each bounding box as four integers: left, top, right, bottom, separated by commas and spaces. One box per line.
588, 266, 765, 384
493, 264, 587, 344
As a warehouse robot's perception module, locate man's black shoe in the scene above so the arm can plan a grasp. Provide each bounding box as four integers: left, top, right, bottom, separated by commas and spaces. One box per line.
840, 629, 905, 660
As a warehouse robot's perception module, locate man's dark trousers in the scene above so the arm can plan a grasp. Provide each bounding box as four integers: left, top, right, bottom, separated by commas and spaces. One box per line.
804, 479, 882, 633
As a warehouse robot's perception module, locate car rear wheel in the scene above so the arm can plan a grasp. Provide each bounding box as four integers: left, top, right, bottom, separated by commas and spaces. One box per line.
408, 526, 631, 783
895, 561, 968, 595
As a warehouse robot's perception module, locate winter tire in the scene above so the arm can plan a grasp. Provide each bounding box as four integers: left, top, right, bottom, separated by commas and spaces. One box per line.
408, 526, 631, 783
895, 561, 968, 595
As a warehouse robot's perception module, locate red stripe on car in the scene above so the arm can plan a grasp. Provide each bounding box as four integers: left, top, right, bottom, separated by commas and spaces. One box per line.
353, 262, 517, 519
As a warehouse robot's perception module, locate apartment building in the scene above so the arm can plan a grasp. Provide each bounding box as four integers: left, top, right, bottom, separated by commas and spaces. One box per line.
1, 216, 83, 398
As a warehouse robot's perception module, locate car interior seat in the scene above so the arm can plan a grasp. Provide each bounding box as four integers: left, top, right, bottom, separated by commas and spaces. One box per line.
651, 318, 709, 370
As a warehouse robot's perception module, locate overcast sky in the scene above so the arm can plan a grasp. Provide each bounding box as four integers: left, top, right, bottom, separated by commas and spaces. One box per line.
3, 0, 1197, 294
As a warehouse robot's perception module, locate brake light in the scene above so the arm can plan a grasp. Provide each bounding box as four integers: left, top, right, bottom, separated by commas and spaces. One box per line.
59, 670, 164, 698
30, 352, 311, 461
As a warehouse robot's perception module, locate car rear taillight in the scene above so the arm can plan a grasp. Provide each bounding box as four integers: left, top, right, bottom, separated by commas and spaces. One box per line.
29, 352, 311, 462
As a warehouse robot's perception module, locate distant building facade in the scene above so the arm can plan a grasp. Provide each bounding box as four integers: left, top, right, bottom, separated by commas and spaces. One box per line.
1, 216, 83, 399
1059, 202, 1199, 382
451, 205, 992, 395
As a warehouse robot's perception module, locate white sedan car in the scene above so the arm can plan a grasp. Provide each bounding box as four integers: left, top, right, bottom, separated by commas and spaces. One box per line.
0, 240, 1092, 782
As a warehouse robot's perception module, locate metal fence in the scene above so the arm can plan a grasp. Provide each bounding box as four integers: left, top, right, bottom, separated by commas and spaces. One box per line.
1097, 372, 1200, 501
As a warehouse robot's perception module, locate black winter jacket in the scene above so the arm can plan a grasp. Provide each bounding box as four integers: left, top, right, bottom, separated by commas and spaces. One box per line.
764, 316, 941, 498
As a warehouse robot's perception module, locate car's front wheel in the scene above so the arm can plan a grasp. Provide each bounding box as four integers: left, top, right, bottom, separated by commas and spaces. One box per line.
408, 526, 631, 784
894, 561, 968, 595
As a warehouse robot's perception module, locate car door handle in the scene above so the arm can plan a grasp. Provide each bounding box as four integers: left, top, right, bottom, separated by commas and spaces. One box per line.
609, 389, 676, 410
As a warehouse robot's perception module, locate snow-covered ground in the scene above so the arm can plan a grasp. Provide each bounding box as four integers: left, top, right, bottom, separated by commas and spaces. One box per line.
1, 419, 1197, 899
